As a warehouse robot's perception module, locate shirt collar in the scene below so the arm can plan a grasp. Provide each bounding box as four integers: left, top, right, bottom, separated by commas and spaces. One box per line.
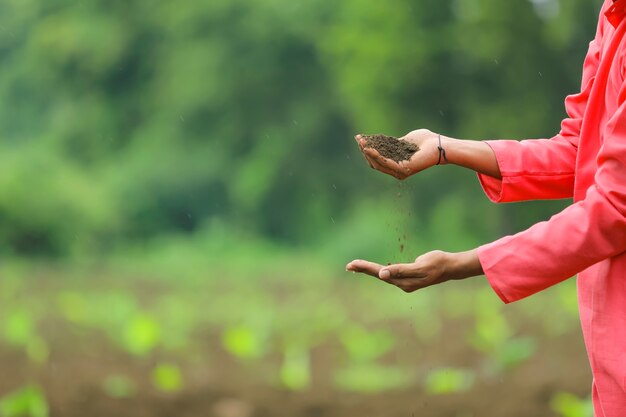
606, 0, 626, 28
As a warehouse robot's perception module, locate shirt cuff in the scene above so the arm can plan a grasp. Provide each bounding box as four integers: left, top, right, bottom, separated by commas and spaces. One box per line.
477, 241, 513, 304
476, 140, 512, 203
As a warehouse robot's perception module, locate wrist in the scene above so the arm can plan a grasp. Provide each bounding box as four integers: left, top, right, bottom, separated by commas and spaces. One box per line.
435, 134, 447, 166
445, 250, 483, 280
431, 135, 458, 167
425, 135, 450, 168
438, 137, 501, 178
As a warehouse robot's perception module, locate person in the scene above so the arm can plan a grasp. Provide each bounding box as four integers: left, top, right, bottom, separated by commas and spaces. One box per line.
346, 0, 626, 415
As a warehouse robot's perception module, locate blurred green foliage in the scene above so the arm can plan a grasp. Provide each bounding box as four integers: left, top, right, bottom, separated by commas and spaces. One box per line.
424, 368, 474, 395
334, 364, 414, 393
0, 0, 598, 257
152, 364, 184, 393
340, 326, 396, 362
0, 386, 48, 417
279, 345, 311, 391
2, 310, 48, 364
551, 392, 593, 417
222, 325, 270, 360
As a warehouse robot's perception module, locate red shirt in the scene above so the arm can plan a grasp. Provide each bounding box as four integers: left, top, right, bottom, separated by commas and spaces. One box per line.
476, 0, 626, 415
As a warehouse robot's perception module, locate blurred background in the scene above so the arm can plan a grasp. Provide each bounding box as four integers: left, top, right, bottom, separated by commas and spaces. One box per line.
0, 0, 602, 416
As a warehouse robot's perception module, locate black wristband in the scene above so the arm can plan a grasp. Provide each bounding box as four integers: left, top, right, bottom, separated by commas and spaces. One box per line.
436, 134, 448, 165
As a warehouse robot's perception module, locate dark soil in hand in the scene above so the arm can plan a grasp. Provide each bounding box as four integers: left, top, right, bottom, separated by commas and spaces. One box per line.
362, 134, 419, 162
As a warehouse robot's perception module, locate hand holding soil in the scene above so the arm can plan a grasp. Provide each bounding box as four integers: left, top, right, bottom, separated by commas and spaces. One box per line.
355, 129, 441, 180
361, 134, 419, 162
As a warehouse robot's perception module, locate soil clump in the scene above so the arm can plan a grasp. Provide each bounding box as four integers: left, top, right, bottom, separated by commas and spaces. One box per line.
362, 134, 419, 162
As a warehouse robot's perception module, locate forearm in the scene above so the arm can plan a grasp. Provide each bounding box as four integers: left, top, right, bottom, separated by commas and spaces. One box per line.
440, 136, 501, 179
444, 249, 484, 281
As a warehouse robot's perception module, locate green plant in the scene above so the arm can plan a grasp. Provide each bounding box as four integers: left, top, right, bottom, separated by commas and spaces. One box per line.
2, 311, 48, 364
334, 364, 413, 393
222, 325, 270, 360
468, 290, 536, 372
0, 385, 48, 417
424, 368, 475, 395
550, 392, 593, 417
56, 292, 89, 324
152, 364, 184, 393
495, 337, 536, 369
339, 326, 396, 363
279, 345, 311, 391
122, 314, 161, 356
469, 299, 512, 353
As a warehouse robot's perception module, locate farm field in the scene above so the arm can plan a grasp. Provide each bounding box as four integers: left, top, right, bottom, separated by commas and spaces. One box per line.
0, 259, 592, 417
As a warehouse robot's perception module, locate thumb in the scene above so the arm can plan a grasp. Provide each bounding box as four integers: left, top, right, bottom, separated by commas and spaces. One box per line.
379, 263, 417, 280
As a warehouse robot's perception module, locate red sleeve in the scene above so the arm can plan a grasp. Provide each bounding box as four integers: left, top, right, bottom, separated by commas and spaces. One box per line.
477, 23, 602, 203
478, 79, 626, 303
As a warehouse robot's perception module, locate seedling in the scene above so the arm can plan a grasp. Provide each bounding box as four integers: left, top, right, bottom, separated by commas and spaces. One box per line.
340, 326, 395, 363
551, 392, 593, 417
152, 364, 183, 393
3, 311, 48, 364
222, 325, 269, 360
123, 314, 161, 356
0, 385, 48, 417
334, 364, 413, 393
424, 368, 474, 395
279, 345, 311, 391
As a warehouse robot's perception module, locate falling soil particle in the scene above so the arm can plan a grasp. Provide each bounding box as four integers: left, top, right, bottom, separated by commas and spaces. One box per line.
362, 134, 419, 162
400, 244, 405, 253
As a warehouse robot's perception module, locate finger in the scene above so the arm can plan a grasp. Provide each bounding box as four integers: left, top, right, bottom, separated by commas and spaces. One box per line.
346, 259, 384, 278
362, 151, 397, 177
366, 155, 399, 177
379, 263, 423, 280
346, 259, 383, 276
364, 148, 405, 173
353, 138, 389, 172
354, 134, 367, 150
363, 147, 390, 165
365, 144, 414, 178
397, 160, 414, 176
363, 149, 404, 178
